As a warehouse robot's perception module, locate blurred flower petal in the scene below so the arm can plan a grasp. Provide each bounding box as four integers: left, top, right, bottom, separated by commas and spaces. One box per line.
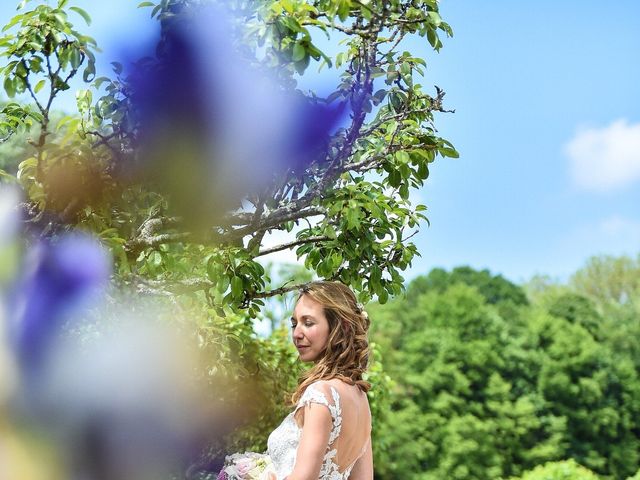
0, 186, 21, 287
39, 307, 214, 480
9, 234, 111, 375
125, 4, 345, 225
0, 186, 20, 246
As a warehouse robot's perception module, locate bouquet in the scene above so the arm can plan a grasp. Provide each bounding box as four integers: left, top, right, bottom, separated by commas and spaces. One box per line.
217, 452, 277, 480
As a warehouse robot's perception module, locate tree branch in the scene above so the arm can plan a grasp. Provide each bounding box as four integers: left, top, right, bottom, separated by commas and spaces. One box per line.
125, 215, 184, 256
252, 281, 309, 299
224, 206, 325, 241
255, 235, 331, 258
22, 66, 46, 115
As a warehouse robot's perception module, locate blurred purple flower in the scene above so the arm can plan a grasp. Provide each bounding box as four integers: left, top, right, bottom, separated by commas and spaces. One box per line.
0, 186, 20, 247
124, 4, 345, 223
38, 311, 216, 480
9, 234, 111, 375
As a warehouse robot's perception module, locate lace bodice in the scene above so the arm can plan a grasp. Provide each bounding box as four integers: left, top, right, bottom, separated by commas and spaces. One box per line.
266, 380, 370, 480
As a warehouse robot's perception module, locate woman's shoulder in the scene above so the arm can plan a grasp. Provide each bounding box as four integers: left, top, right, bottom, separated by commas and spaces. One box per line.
305, 377, 367, 400
302, 379, 336, 399
306, 378, 351, 394
298, 379, 345, 407
320, 377, 368, 396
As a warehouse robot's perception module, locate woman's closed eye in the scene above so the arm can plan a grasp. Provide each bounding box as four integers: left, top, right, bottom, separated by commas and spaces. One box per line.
290, 319, 314, 328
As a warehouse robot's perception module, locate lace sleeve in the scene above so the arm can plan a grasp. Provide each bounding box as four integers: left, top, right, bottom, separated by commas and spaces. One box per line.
295, 382, 343, 445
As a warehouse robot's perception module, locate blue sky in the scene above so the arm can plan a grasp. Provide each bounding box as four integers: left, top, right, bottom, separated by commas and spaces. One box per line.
406, 0, 640, 283
1, 0, 639, 285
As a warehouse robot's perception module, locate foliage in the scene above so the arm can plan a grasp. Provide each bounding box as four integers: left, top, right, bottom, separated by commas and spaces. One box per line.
0, 0, 456, 315
512, 459, 600, 480
370, 264, 640, 480
546, 293, 602, 338
406, 266, 529, 306
570, 254, 640, 309
530, 255, 640, 371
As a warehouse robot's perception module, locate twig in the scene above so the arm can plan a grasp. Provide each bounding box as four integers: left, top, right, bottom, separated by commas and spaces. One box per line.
256, 235, 331, 258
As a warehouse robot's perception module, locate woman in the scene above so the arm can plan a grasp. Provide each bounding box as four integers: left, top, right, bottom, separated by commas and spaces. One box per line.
266, 281, 373, 480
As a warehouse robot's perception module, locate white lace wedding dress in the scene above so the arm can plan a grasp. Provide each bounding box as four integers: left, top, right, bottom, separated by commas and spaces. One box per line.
266, 379, 371, 480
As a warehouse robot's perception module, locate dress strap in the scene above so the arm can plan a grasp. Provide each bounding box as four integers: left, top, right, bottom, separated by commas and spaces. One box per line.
294, 383, 343, 445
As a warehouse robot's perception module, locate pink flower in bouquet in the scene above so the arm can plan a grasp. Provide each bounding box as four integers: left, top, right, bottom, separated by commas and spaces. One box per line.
223, 455, 254, 478
234, 457, 254, 477
223, 452, 274, 480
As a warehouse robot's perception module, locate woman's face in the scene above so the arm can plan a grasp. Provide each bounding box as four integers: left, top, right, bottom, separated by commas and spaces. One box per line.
291, 294, 330, 363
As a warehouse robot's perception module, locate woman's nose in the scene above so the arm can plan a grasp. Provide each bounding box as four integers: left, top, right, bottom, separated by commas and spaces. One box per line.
292, 325, 303, 339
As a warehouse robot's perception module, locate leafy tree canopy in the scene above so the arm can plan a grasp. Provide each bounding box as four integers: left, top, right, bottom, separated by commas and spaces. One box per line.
370, 265, 640, 480
512, 459, 600, 480
0, 0, 457, 318
406, 266, 529, 306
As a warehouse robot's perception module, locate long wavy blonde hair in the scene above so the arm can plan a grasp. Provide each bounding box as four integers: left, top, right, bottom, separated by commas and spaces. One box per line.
290, 281, 371, 405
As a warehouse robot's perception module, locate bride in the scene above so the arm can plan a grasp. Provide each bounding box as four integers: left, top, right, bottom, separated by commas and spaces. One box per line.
222, 281, 373, 480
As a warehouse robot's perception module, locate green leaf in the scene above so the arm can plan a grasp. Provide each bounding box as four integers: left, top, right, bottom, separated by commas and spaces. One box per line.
82, 62, 96, 82
439, 147, 459, 158
69, 48, 82, 69
372, 89, 387, 105
231, 276, 243, 299
294, 55, 310, 75
4, 77, 15, 98
52, 12, 68, 29
3, 14, 24, 32
427, 11, 442, 27
427, 29, 438, 49
217, 275, 230, 294
337, 0, 351, 21
206, 259, 219, 282
361, 4, 372, 21
396, 151, 410, 164
29, 56, 43, 72
377, 288, 389, 304
151, 4, 162, 18
292, 42, 306, 62
388, 169, 401, 188
281, 16, 301, 33
69, 6, 91, 25
33, 79, 45, 93
92, 76, 111, 89
280, 0, 294, 13
137, 1, 155, 7
417, 162, 429, 180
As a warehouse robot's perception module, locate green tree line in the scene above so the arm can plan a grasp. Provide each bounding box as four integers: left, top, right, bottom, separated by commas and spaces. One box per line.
368, 254, 640, 480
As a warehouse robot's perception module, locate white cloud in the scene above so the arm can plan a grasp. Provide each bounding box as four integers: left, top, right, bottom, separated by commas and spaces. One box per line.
565, 119, 640, 192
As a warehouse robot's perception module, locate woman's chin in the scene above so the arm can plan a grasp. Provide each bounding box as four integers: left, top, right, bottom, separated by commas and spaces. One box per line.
298, 354, 315, 363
